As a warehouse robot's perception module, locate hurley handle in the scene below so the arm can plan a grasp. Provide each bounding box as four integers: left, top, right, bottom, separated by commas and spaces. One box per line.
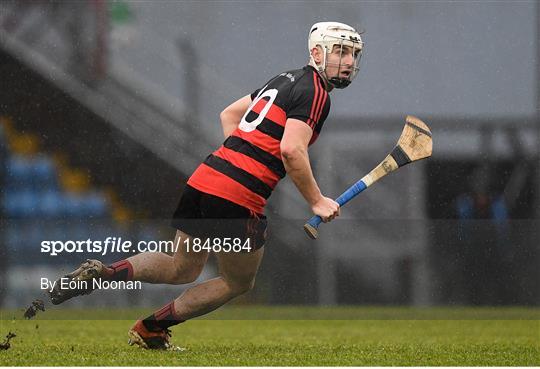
303, 180, 368, 239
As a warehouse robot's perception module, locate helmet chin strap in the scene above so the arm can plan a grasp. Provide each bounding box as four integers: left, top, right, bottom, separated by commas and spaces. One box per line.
328, 77, 351, 89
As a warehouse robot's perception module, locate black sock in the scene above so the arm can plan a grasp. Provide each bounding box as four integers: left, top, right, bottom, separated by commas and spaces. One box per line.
142, 301, 184, 332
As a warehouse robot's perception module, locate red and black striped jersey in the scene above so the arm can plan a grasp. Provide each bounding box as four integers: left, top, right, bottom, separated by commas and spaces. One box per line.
188, 65, 331, 214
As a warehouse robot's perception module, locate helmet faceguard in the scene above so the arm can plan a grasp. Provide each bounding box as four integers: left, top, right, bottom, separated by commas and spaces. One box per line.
308, 22, 364, 89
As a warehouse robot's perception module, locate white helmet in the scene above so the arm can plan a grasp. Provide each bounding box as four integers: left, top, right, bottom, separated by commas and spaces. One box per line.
308, 22, 364, 89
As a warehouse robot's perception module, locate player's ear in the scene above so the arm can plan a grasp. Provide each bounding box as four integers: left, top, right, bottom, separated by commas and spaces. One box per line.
310, 46, 323, 64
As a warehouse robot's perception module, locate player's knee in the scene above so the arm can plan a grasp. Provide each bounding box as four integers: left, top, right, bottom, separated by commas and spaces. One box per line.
172, 265, 201, 284
228, 277, 255, 296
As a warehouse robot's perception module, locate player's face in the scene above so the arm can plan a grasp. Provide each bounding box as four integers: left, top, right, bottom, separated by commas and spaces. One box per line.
325, 45, 359, 79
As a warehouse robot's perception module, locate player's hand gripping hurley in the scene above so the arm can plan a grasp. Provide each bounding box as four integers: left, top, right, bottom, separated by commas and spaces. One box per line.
304, 115, 433, 239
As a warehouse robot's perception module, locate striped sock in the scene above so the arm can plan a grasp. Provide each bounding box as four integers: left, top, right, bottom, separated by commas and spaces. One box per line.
142, 301, 184, 332
104, 260, 134, 281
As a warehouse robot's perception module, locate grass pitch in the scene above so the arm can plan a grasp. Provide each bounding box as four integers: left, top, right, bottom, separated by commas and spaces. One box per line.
1, 306, 538, 366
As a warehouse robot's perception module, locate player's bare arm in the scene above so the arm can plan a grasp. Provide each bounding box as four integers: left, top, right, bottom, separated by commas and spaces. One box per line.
281, 118, 339, 222
220, 95, 252, 138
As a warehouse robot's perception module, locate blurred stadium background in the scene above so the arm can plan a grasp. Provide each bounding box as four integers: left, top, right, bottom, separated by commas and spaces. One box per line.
0, 1, 538, 311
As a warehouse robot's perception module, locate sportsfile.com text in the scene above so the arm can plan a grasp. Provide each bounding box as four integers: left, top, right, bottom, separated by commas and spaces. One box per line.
40, 236, 251, 256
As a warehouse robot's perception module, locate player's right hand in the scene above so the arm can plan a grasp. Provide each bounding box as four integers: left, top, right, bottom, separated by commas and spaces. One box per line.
311, 196, 340, 223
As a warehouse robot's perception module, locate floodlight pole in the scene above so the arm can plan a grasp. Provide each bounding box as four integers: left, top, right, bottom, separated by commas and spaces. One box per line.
177, 37, 200, 131
536, 1, 540, 221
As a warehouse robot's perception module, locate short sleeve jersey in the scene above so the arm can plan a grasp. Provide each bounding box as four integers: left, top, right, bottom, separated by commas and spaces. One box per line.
188, 65, 331, 214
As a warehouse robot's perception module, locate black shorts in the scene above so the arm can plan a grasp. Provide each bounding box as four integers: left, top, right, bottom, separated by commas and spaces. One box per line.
171, 185, 267, 251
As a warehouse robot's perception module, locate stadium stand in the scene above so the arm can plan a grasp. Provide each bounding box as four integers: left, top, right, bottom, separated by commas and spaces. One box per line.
1, 117, 110, 220
0, 116, 145, 274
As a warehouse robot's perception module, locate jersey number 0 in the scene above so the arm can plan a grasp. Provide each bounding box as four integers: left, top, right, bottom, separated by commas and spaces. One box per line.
239, 86, 278, 133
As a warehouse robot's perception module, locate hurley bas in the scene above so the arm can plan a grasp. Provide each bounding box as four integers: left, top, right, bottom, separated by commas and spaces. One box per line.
41, 277, 142, 293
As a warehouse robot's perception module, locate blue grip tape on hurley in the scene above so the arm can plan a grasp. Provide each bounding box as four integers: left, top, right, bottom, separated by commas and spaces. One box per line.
306, 180, 367, 229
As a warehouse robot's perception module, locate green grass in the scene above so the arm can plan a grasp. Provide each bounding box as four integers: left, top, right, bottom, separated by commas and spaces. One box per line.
1, 307, 538, 366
